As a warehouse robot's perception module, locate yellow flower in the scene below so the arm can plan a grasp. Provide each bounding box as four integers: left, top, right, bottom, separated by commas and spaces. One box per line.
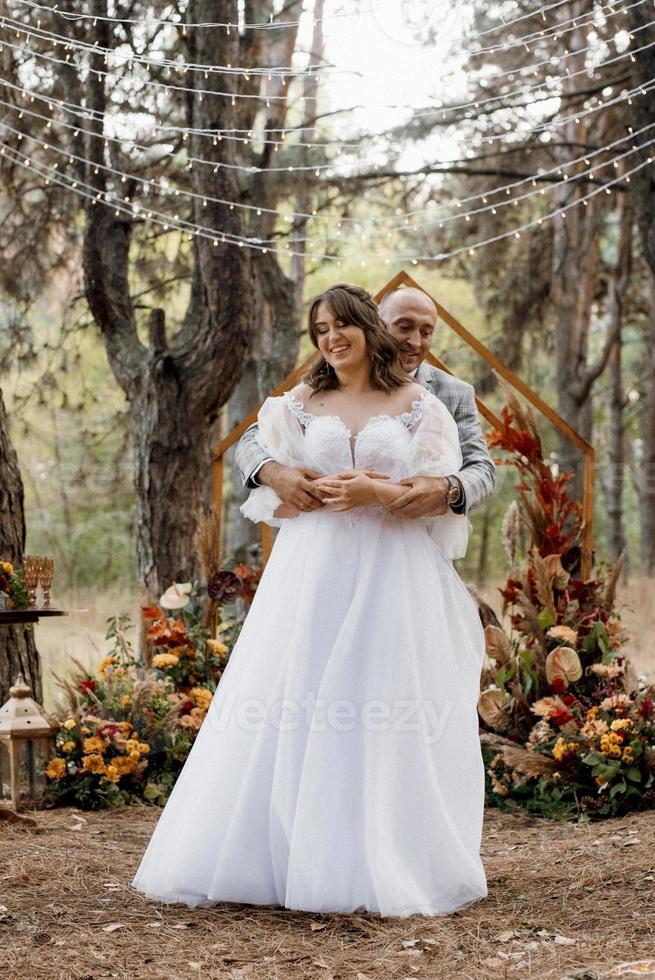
62, 718, 77, 730
61, 740, 75, 753
152, 652, 180, 670
552, 737, 577, 762
129, 750, 141, 762
112, 756, 137, 774
207, 639, 229, 656
586, 706, 599, 720
120, 695, 133, 706
137, 742, 150, 754
80, 725, 91, 735
190, 687, 213, 710
610, 718, 632, 732
0, 561, 14, 575
105, 764, 120, 783
82, 753, 107, 775
46, 757, 66, 779
83, 736, 107, 755
98, 656, 118, 673
622, 747, 634, 763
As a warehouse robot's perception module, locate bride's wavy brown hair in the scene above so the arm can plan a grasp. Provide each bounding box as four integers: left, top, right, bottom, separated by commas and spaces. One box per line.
305, 283, 407, 392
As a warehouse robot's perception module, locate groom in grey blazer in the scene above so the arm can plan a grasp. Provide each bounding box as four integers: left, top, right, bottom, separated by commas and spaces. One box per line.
234, 286, 496, 518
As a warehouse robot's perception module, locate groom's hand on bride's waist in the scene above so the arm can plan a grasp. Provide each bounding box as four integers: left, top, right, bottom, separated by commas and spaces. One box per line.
386, 476, 450, 518
257, 462, 326, 512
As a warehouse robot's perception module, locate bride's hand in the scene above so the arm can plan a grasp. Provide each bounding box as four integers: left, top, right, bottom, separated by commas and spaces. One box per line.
316, 470, 387, 511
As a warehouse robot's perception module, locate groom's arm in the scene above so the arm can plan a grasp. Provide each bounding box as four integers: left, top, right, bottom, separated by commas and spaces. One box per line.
387, 380, 496, 519
235, 423, 325, 510
450, 383, 496, 514
235, 423, 273, 489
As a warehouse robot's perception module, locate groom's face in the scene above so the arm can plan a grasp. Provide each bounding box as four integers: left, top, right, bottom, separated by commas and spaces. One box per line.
379, 291, 437, 374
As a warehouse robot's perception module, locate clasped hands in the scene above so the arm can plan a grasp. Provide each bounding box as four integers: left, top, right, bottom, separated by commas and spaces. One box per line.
259, 461, 451, 518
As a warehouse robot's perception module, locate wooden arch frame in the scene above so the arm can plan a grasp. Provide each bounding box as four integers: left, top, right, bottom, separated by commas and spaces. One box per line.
212, 271, 595, 577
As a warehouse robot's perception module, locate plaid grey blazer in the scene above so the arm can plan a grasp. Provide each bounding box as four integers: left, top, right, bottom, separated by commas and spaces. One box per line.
234, 361, 496, 514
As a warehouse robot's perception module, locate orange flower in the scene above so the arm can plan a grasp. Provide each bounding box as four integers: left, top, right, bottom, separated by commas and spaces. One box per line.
141, 605, 162, 621
82, 753, 107, 775
46, 757, 66, 780
147, 618, 187, 647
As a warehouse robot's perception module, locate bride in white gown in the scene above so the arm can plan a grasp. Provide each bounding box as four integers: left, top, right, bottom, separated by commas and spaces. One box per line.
132, 283, 488, 918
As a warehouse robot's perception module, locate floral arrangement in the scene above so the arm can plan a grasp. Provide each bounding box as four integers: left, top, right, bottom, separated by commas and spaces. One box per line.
478, 388, 655, 820
0, 558, 29, 611
45, 557, 262, 809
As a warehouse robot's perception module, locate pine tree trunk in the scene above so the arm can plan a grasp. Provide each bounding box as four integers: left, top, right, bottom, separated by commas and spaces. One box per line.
0, 388, 41, 705
639, 280, 655, 575
604, 198, 632, 566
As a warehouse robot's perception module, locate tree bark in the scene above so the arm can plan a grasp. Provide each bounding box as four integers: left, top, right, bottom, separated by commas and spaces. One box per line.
628, 3, 655, 277
0, 387, 41, 706
82, 2, 256, 596
604, 197, 632, 566
639, 279, 655, 574
628, 4, 655, 573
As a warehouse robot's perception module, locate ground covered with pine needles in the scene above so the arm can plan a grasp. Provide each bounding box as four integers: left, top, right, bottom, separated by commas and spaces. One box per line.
1, 803, 654, 980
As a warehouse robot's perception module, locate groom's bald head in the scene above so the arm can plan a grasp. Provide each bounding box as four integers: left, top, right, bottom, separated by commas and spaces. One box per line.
378, 287, 438, 374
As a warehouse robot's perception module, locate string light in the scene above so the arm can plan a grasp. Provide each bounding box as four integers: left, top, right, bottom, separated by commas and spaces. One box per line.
2, 62, 653, 193
3, 137, 651, 266
0, 14, 345, 79
5, 13, 653, 117
5, 0, 643, 81
2, 34, 653, 181
465, 0, 646, 57
2, 123, 655, 260
13, 0, 582, 37
3, 99, 653, 237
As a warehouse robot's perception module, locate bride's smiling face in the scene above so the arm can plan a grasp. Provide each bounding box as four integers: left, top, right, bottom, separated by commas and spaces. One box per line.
313, 301, 368, 371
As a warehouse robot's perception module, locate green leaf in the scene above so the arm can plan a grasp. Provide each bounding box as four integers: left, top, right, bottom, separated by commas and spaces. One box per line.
538, 609, 555, 631
609, 780, 627, 799
625, 766, 642, 783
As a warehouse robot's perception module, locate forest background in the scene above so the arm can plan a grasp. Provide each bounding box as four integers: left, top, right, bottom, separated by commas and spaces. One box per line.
1, 0, 654, 706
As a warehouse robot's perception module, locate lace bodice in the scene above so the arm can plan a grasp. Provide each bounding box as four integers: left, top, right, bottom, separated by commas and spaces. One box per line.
281, 389, 433, 480
240, 387, 471, 558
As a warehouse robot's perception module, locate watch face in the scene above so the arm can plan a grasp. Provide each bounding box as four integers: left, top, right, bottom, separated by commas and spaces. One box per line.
448, 485, 461, 503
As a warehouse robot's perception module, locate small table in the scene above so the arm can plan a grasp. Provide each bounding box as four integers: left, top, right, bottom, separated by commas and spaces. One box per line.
0, 608, 68, 626
0, 608, 70, 826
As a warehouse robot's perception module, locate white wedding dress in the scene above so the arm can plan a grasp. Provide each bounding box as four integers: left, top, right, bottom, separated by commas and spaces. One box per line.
132, 390, 488, 918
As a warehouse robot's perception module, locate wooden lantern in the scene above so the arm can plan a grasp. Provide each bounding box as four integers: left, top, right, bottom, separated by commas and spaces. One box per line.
0, 673, 56, 810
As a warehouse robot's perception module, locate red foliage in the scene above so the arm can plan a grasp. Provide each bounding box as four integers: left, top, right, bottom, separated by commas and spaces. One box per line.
141, 605, 162, 621
550, 708, 574, 727
488, 402, 583, 558
233, 563, 263, 605
147, 617, 187, 647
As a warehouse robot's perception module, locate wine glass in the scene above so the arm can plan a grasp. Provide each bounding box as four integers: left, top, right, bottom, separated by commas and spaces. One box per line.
38, 556, 54, 608
22, 556, 41, 608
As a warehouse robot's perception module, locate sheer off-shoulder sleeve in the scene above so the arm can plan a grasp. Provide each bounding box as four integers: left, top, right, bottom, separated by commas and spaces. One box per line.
407, 393, 471, 560
240, 395, 305, 526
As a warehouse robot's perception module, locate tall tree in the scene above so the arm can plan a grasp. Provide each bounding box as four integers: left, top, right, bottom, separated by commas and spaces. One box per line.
628, 3, 655, 573
0, 387, 41, 705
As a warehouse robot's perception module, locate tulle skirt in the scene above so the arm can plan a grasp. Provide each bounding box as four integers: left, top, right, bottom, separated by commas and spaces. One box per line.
132, 508, 488, 917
